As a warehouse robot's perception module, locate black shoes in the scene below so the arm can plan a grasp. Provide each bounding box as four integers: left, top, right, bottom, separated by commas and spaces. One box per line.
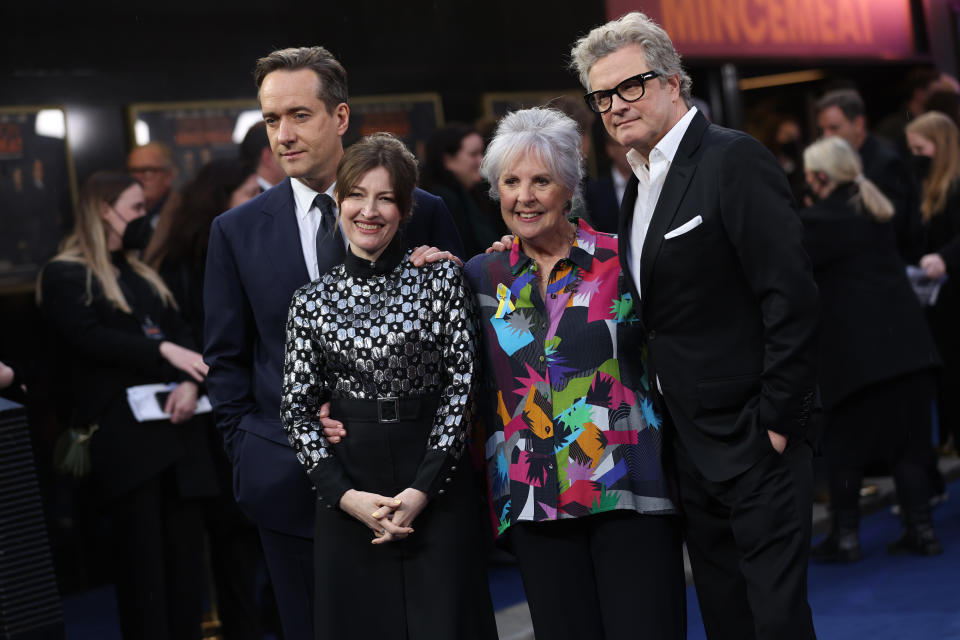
887, 524, 944, 556
811, 530, 862, 563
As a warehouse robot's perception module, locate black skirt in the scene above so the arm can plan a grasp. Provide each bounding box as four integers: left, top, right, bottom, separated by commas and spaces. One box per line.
313, 397, 497, 640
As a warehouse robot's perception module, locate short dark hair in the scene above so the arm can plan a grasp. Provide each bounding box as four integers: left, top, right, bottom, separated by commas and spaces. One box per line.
816, 89, 865, 122
335, 133, 418, 220
906, 66, 941, 94
239, 121, 269, 165
925, 91, 960, 129
422, 123, 478, 192
253, 46, 348, 113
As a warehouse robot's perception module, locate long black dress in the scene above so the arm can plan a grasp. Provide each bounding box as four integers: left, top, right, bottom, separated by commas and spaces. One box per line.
280, 235, 497, 640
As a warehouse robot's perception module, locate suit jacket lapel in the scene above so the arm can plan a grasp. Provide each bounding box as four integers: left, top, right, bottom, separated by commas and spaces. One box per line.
638, 111, 708, 299
261, 178, 311, 287
617, 173, 641, 305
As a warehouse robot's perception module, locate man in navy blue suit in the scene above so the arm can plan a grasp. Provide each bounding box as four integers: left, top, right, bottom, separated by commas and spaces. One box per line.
203, 46, 463, 640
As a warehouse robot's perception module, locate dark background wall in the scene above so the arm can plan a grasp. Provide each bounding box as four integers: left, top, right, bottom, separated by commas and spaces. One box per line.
2, 1, 606, 183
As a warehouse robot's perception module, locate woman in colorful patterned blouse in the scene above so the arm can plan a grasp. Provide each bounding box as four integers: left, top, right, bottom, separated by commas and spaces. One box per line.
463, 108, 685, 639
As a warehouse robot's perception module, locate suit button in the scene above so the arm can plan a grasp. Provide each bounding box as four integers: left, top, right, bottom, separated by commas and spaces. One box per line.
539, 355, 545, 362
438, 489, 446, 496
326, 505, 332, 509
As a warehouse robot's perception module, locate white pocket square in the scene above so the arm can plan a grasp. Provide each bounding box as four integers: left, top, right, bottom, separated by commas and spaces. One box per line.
664, 215, 703, 239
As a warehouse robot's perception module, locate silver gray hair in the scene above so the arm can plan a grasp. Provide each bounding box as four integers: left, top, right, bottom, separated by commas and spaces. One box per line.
480, 107, 583, 203
569, 11, 692, 103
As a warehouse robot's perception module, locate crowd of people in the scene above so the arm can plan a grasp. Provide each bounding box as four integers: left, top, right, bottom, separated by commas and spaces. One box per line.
3, 8, 959, 640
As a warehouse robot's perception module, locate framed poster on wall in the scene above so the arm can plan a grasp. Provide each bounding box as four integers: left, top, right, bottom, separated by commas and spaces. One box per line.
343, 93, 444, 160
127, 100, 261, 187
482, 91, 585, 121
0, 105, 77, 293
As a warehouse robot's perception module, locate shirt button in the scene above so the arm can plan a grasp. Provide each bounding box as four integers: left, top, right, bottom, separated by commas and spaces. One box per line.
450, 466, 457, 472
438, 489, 446, 496
649, 330, 657, 340
445, 477, 452, 483
548, 464, 555, 470
539, 355, 545, 362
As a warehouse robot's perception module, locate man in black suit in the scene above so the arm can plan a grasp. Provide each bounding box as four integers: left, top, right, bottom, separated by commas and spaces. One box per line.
815, 89, 922, 261
571, 13, 820, 639
203, 46, 462, 640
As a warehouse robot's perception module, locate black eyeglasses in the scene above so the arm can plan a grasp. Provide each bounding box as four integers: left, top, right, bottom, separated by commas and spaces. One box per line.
583, 71, 661, 114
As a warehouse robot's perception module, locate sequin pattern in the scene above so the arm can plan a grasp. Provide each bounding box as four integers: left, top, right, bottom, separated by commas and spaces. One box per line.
281, 252, 478, 472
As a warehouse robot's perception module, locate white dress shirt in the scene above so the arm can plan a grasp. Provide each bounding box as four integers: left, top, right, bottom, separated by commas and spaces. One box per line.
290, 179, 341, 282
625, 106, 698, 299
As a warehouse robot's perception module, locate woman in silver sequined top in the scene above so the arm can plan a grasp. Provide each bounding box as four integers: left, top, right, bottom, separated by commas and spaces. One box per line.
280, 133, 497, 640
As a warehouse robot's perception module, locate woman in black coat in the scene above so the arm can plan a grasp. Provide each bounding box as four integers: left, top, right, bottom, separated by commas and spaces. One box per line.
422, 124, 506, 257
39, 172, 217, 639
801, 137, 942, 561
906, 111, 960, 454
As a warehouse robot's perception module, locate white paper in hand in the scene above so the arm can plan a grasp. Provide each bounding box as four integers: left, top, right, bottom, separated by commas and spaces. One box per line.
126, 382, 213, 422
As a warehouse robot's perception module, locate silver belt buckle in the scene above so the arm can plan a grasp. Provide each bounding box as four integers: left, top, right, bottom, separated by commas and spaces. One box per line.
378, 397, 399, 423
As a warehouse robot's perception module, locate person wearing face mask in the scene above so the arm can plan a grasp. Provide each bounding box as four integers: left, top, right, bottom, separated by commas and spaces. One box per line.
38, 171, 217, 640
907, 111, 960, 457
423, 124, 506, 257
800, 137, 943, 562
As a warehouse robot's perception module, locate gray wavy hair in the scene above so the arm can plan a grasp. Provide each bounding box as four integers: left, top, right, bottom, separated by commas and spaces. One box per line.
480, 107, 583, 203
569, 11, 692, 103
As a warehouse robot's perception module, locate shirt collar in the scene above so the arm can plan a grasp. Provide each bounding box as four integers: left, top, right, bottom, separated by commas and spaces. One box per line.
343, 232, 407, 277
626, 105, 698, 174
256, 175, 273, 192
290, 178, 337, 219
508, 218, 597, 275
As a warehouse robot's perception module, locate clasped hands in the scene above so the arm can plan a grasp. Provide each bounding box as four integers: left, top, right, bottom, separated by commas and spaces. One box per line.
339, 487, 428, 545
319, 403, 427, 545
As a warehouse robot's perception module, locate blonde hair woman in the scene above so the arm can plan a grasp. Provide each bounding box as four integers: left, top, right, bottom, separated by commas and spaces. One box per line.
800, 137, 943, 563
802, 135, 894, 221
39, 171, 216, 639
905, 110, 960, 468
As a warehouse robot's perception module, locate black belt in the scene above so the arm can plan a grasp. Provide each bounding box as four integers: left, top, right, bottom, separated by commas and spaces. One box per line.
329, 397, 432, 423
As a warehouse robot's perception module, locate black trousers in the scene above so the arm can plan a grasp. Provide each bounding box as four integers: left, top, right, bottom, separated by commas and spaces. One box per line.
677, 441, 816, 640
258, 526, 314, 640
508, 510, 686, 640
107, 470, 205, 640
824, 372, 937, 518
204, 424, 265, 640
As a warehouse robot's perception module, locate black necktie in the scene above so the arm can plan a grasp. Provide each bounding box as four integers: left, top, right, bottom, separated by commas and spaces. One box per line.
313, 193, 344, 277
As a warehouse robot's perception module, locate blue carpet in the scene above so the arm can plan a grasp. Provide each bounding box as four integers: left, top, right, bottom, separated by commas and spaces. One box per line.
488, 564, 527, 611
62, 479, 960, 638
686, 478, 960, 639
